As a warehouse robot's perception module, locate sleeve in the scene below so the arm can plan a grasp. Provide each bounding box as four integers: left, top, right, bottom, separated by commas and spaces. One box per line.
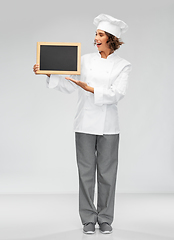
46, 74, 79, 94
94, 64, 132, 105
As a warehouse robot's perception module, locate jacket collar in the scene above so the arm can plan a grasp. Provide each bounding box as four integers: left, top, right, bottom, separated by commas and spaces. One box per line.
97, 51, 118, 60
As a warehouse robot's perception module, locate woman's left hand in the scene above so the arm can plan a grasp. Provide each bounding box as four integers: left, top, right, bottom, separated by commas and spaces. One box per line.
65, 77, 94, 93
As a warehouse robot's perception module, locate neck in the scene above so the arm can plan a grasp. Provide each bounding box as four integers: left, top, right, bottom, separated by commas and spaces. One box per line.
99, 49, 114, 59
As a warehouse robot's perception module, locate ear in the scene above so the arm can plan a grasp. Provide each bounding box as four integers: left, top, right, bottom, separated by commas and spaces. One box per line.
106, 37, 110, 43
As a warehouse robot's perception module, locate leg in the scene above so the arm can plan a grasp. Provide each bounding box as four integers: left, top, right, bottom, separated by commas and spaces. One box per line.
96, 134, 119, 225
75, 132, 98, 225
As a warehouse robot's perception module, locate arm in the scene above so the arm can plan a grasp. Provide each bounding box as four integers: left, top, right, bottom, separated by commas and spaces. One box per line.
33, 63, 78, 94
47, 74, 78, 94
66, 65, 131, 102
94, 65, 132, 105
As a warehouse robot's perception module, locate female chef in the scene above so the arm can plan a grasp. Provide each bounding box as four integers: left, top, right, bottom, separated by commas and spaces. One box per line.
33, 14, 132, 234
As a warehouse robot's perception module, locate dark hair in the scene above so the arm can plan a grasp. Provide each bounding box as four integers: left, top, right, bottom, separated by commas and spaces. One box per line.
105, 31, 124, 51
94, 31, 124, 52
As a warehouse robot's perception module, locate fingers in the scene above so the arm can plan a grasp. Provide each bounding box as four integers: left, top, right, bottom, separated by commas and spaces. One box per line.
33, 64, 39, 74
65, 77, 75, 81
65, 77, 87, 91
65, 77, 78, 83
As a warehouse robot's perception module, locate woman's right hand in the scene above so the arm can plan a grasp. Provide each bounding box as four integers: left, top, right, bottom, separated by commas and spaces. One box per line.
33, 64, 39, 74
33, 64, 50, 77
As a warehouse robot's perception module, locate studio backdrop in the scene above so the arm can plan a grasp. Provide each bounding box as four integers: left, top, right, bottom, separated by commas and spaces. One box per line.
0, 0, 174, 194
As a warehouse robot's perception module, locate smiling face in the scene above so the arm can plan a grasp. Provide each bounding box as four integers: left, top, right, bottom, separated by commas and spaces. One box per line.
95, 29, 110, 52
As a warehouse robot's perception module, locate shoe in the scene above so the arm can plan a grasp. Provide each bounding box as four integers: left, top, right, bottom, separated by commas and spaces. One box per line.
83, 222, 95, 234
99, 222, 112, 234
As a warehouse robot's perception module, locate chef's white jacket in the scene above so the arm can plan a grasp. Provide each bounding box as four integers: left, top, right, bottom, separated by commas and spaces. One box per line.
46, 51, 131, 135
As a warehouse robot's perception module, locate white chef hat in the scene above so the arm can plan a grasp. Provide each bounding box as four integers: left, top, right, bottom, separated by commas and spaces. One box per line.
93, 13, 128, 38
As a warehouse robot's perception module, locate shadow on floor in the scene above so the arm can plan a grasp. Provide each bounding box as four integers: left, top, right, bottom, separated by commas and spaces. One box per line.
10, 228, 173, 240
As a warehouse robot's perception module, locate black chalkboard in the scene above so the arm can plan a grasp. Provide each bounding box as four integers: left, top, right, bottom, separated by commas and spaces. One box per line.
36, 42, 81, 75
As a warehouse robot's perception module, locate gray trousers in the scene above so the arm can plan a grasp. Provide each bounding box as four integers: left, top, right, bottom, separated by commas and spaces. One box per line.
75, 132, 119, 225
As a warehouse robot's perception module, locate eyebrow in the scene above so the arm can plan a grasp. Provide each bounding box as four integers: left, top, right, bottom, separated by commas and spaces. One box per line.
95, 31, 105, 35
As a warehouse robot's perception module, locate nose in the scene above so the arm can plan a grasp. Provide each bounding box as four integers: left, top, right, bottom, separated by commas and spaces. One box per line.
95, 35, 99, 42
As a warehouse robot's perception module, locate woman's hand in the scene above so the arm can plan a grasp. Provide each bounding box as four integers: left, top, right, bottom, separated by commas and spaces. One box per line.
33, 64, 50, 77
66, 77, 87, 88
33, 64, 39, 74
65, 77, 94, 93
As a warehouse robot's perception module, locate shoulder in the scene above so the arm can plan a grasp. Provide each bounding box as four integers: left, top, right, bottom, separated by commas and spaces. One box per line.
113, 53, 132, 72
81, 52, 97, 61
80, 53, 98, 67
111, 53, 132, 74
120, 58, 131, 67
113, 53, 131, 66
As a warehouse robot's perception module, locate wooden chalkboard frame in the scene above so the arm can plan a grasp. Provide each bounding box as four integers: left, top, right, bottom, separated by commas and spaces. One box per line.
36, 42, 81, 75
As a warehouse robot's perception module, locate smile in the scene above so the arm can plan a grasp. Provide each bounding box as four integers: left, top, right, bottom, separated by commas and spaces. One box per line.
97, 43, 102, 47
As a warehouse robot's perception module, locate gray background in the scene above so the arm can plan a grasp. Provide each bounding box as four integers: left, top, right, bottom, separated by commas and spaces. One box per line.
0, 0, 174, 194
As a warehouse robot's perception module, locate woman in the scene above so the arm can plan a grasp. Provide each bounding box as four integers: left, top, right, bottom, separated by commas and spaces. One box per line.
33, 14, 132, 234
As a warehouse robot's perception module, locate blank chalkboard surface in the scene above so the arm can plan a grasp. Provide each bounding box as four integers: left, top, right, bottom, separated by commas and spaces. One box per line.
36, 42, 81, 75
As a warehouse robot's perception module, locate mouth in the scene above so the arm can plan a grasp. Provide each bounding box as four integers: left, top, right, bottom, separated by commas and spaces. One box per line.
96, 43, 102, 48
